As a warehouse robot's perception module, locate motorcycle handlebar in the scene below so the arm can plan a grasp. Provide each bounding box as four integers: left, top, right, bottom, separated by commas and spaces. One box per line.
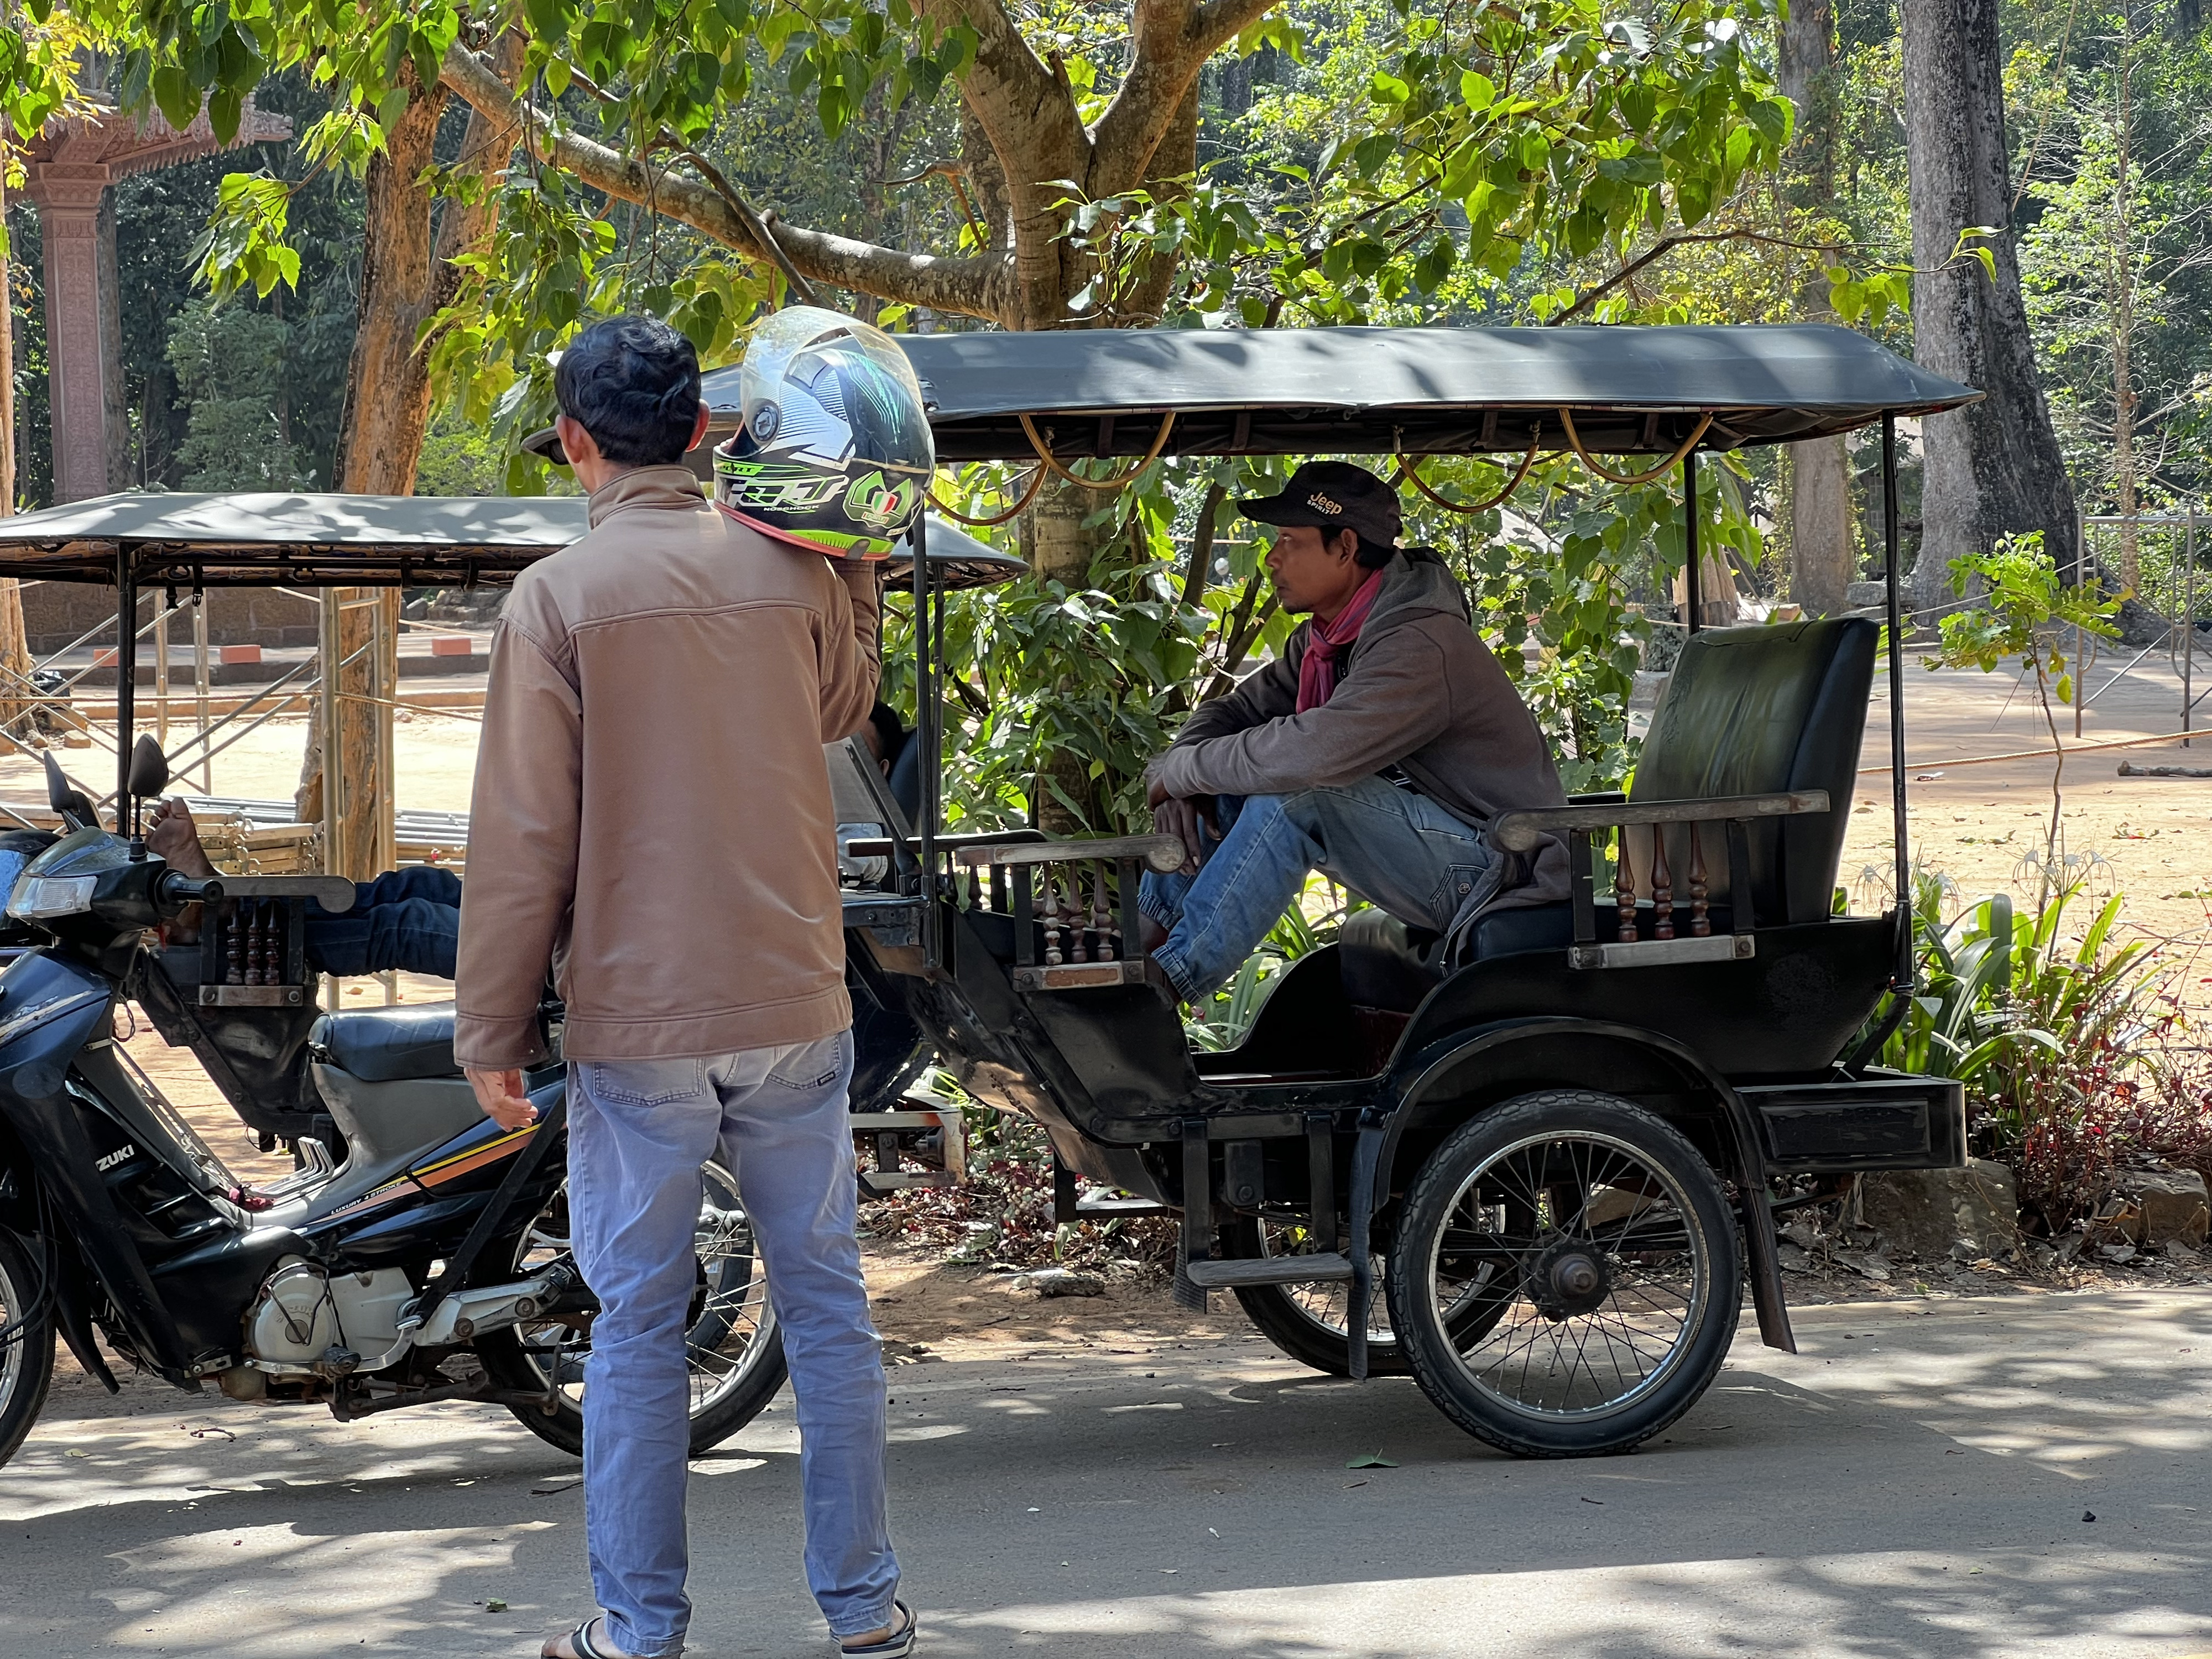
155, 872, 225, 911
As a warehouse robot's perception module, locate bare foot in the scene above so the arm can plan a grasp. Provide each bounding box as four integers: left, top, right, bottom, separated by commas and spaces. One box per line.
145, 797, 218, 879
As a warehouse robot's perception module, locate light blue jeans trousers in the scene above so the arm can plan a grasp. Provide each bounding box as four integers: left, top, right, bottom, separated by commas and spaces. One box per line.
567, 1029, 897, 1655
1141, 775, 1496, 1000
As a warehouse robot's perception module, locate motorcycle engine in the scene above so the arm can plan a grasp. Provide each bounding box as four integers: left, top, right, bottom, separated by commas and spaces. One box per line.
246, 1258, 416, 1369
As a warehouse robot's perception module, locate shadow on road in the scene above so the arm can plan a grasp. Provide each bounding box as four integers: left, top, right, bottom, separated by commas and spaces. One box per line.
3, 1293, 2209, 1656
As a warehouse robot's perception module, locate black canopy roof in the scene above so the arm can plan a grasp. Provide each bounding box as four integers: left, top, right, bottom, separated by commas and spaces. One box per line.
0, 492, 1024, 588
702, 322, 1978, 464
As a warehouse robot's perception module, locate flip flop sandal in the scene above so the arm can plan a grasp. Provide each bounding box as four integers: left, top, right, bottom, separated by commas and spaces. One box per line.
544, 1615, 657, 1659
839, 1601, 917, 1657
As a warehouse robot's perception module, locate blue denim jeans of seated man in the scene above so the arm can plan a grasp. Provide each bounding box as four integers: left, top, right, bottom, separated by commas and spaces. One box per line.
304, 865, 461, 978
567, 1030, 897, 1656
1140, 775, 1495, 1001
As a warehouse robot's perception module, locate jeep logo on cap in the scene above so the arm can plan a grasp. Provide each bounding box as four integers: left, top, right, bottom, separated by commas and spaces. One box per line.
1308, 493, 1343, 515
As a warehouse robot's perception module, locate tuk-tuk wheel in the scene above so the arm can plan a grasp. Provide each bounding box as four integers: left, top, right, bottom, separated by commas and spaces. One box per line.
1217, 1217, 1407, 1378
1386, 1089, 1740, 1459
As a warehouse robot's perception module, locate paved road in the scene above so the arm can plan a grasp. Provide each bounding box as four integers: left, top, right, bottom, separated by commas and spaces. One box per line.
5, 1290, 2212, 1658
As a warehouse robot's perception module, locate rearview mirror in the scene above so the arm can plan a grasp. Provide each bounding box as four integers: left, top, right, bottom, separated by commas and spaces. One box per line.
41, 753, 98, 832
127, 734, 170, 800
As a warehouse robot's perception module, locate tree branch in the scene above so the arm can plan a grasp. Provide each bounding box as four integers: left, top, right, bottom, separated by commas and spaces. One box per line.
437, 43, 1011, 321
1092, 0, 1281, 190
1548, 228, 1843, 324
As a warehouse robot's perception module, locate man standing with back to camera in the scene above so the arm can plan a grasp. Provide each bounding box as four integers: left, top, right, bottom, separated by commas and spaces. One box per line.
458, 310, 935, 1659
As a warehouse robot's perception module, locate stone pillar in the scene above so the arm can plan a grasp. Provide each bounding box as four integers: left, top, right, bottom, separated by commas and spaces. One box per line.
98, 191, 132, 490
25, 164, 113, 503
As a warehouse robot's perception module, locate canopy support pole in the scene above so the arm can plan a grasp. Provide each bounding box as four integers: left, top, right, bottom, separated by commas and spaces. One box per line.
1682, 450, 1702, 637
1882, 415, 1912, 995
114, 547, 135, 817
912, 517, 939, 969
191, 585, 210, 792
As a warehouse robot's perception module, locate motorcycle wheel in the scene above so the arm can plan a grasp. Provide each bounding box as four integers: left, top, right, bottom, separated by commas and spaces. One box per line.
476, 1159, 789, 1458
0, 1229, 55, 1470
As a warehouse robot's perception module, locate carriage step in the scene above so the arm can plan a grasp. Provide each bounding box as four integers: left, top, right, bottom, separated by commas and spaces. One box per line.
1182, 1253, 1354, 1289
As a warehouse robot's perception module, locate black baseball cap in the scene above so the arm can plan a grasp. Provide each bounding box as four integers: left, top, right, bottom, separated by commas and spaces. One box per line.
521, 425, 570, 466
1238, 461, 1402, 547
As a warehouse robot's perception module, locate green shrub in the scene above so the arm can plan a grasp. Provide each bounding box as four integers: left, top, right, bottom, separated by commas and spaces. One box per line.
1880, 874, 2207, 1230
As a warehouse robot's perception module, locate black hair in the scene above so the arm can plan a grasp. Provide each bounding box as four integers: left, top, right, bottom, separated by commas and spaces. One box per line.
1352, 532, 1397, 570
554, 316, 703, 466
868, 701, 909, 761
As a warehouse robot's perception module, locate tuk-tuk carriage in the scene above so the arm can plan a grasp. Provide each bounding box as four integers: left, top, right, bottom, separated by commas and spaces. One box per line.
0, 493, 1018, 1172
718, 321, 1976, 1459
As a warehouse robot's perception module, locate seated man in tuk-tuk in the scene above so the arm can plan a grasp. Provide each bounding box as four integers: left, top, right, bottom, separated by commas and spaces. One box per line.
146, 798, 461, 979
1142, 461, 1569, 1001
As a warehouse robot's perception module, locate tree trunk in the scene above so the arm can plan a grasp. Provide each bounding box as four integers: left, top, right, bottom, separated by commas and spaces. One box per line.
306, 49, 524, 876
1779, 0, 1854, 613
0, 178, 32, 737
1902, 0, 2081, 620
2110, 4, 2140, 593
1778, 0, 1856, 615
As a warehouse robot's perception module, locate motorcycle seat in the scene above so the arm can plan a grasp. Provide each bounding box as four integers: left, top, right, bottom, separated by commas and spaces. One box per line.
310, 1002, 460, 1082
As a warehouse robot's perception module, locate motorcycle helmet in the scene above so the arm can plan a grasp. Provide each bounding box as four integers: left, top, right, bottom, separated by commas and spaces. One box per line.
713, 307, 935, 559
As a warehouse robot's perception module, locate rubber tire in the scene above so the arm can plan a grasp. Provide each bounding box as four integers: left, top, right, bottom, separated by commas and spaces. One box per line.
1218, 1217, 1410, 1378
477, 1321, 787, 1460
0, 1230, 55, 1472
1387, 1089, 1740, 1459
475, 1168, 789, 1458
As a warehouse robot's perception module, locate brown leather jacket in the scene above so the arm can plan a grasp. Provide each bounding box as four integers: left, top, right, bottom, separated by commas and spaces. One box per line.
454, 467, 881, 1071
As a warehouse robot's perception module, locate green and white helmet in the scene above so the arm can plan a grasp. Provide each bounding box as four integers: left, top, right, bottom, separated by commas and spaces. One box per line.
713, 307, 935, 559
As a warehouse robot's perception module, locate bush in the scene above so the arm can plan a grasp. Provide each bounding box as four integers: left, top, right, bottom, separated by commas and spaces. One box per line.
1880, 874, 2212, 1232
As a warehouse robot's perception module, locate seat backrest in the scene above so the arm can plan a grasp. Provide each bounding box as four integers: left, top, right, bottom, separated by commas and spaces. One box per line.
1630, 615, 1877, 926
827, 735, 912, 839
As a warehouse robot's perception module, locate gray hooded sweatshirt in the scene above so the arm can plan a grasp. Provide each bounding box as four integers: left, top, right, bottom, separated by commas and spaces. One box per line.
1147, 547, 1571, 914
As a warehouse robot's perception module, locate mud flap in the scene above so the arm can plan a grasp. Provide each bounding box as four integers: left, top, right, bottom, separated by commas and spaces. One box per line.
1344, 1117, 1385, 1381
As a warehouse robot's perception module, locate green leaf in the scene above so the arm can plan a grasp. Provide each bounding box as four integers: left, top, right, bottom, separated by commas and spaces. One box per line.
1347, 1452, 1399, 1469
152, 64, 202, 132
208, 85, 242, 145
1746, 97, 1793, 148
1459, 69, 1495, 110
1674, 174, 1712, 228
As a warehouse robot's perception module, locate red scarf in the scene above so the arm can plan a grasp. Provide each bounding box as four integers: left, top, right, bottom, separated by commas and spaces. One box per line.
1295, 569, 1386, 713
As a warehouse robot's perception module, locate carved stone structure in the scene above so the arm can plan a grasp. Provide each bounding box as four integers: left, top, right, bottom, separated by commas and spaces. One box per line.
20, 98, 291, 503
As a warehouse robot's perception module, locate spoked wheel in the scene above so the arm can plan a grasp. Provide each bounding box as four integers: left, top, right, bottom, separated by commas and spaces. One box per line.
1387, 1090, 1740, 1458
0, 1229, 54, 1470
477, 1160, 788, 1457
1219, 1216, 1408, 1377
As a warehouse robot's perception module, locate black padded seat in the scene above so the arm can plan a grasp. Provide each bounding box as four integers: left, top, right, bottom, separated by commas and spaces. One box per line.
1339, 905, 1575, 1012
310, 1001, 460, 1082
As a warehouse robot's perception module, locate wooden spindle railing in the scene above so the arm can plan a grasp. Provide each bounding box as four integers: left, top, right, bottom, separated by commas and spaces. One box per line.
1615, 830, 1639, 943
1687, 825, 1710, 937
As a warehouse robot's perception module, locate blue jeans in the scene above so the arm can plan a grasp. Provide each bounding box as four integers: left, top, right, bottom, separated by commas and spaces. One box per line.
567, 1030, 896, 1654
304, 866, 461, 978
1141, 775, 1496, 1001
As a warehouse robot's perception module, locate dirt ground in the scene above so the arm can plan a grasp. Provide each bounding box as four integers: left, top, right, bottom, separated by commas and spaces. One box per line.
1839, 646, 2212, 1005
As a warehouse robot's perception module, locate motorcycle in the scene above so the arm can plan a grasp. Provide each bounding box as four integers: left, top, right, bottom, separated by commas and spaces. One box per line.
0, 738, 784, 1469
